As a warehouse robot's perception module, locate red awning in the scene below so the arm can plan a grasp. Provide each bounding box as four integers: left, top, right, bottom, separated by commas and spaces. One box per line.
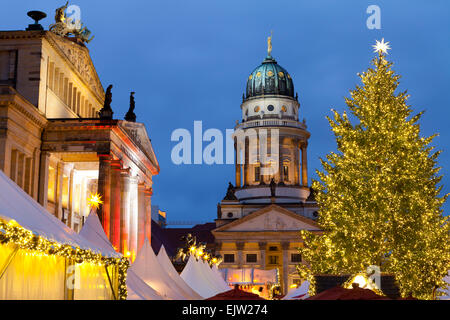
306, 286, 390, 300
206, 287, 266, 300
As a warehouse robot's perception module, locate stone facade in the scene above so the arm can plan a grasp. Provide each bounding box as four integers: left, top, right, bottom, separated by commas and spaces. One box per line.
0, 30, 158, 260
213, 53, 320, 294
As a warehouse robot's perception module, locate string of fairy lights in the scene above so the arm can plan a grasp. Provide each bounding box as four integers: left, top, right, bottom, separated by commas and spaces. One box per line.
176, 233, 223, 266
0, 217, 129, 300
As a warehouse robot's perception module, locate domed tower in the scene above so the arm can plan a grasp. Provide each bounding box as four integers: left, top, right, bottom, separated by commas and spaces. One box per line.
232, 40, 311, 205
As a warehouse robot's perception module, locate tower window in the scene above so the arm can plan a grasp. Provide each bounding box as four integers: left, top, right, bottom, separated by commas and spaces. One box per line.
281, 105, 287, 112
227, 212, 233, 218
254, 106, 260, 112
254, 166, 260, 182
267, 105, 274, 112
291, 253, 302, 263
283, 165, 289, 181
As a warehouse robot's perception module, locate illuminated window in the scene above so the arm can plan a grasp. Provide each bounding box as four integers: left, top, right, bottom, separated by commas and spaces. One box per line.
224, 254, 235, 263
281, 105, 287, 112
47, 166, 56, 203
254, 106, 260, 112
246, 254, 257, 263
291, 253, 302, 263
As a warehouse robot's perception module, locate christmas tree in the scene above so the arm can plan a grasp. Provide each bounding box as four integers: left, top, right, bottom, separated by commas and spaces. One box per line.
298, 39, 450, 299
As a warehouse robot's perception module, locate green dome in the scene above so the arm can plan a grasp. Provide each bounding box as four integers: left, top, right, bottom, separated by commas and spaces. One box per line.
246, 55, 294, 99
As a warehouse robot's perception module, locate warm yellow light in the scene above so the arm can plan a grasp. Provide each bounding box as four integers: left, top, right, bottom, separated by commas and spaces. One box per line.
203, 254, 209, 260
290, 284, 298, 289
196, 248, 204, 257
87, 192, 103, 209
212, 258, 218, 264
189, 246, 196, 253
125, 251, 131, 258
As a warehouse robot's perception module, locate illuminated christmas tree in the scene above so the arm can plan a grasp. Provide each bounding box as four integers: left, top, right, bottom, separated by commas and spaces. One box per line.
298, 39, 450, 299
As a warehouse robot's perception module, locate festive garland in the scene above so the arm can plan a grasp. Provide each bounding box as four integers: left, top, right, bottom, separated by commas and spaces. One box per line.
0, 218, 129, 300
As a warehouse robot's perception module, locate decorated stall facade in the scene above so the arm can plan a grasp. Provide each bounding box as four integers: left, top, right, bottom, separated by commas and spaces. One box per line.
0, 170, 128, 300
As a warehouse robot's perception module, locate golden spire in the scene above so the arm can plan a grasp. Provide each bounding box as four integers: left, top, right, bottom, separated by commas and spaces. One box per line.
267, 30, 273, 56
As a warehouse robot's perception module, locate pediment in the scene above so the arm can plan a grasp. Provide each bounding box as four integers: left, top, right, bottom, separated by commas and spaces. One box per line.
46, 32, 104, 101
215, 205, 320, 232
118, 121, 159, 170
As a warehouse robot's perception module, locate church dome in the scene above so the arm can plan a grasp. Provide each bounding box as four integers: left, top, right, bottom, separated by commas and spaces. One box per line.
246, 55, 294, 100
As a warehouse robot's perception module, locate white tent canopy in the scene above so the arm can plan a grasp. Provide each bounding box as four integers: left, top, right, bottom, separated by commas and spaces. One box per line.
181, 256, 228, 299
157, 246, 203, 299
126, 269, 164, 300
212, 265, 231, 291
130, 239, 191, 300
198, 260, 230, 292
282, 280, 310, 300
0, 170, 119, 258
79, 211, 164, 300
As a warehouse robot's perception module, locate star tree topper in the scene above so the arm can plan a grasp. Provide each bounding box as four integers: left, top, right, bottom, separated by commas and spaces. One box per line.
372, 38, 391, 54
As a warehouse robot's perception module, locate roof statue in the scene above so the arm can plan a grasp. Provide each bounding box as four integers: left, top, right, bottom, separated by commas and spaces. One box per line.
270, 178, 277, 198
223, 182, 237, 200
99, 84, 114, 119
49, 1, 94, 44
267, 31, 273, 57
125, 92, 137, 122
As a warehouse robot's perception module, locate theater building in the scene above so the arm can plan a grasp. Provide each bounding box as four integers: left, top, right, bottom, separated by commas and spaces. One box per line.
213, 41, 321, 294
0, 11, 159, 258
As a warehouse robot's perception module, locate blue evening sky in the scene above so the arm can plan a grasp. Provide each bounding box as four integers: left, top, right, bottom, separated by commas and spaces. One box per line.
3, 1, 450, 223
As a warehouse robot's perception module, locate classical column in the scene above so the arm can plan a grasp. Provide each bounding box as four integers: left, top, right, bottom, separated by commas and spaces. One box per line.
120, 169, 131, 253
137, 182, 146, 252
301, 143, 308, 187
236, 242, 245, 268
294, 140, 300, 185
38, 151, 50, 207
55, 161, 64, 220
97, 154, 112, 238
258, 241, 267, 269
68, 167, 74, 229
128, 176, 139, 257
278, 136, 283, 183
144, 187, 153, 245
32, 148, 40, 200
0, 139, 11, 176
281, 241, 290, 295
243, 138, 249, 186
234, 140, 241, 188
17, 153, 25, 189
110, 160, 122, 251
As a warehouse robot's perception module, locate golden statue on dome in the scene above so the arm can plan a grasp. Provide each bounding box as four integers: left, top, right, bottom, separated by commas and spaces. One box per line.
267, 30, 273, 56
